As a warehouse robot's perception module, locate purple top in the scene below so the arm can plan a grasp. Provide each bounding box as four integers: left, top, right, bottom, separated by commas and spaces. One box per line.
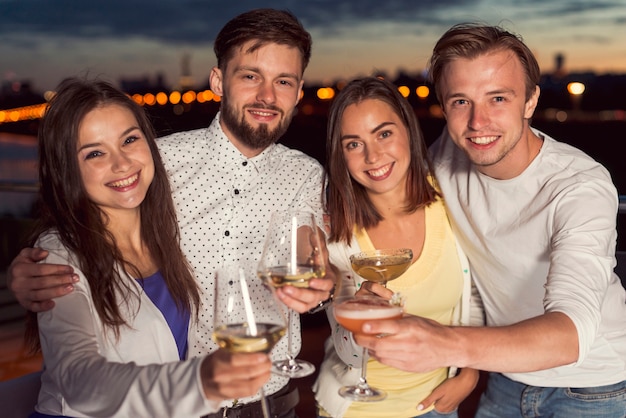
137, 271, 190, 360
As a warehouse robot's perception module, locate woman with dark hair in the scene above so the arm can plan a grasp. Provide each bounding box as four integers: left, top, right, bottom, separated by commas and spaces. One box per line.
26, 78, 271, 417
314, 77, 482, 417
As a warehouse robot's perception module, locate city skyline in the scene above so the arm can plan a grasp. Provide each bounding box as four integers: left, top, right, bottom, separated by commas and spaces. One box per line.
2, 0, 626, 92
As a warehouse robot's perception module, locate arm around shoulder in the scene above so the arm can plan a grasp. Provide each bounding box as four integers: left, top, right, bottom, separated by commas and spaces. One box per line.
7, 246, 77, 312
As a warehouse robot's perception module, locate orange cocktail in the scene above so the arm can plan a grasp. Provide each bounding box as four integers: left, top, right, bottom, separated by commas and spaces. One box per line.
333, 296, 403, 334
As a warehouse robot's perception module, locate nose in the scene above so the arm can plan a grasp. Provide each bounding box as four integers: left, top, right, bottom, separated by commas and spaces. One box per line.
256, 80, 276, 105
468, 103, 490, 130
111, 151, 132, 172
364, 142, 383, 164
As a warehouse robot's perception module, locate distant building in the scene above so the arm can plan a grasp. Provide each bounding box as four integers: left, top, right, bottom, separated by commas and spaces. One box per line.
0, 80, 44, 109
554, 52, 567, 79
119, 73, 169, 95
178, 53, 195, 91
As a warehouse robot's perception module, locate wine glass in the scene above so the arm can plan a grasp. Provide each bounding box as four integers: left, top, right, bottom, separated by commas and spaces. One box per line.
213, 265, 287, 418
350, 248, 413, 287
333, 294, 404, 401
257, 210, 326, 378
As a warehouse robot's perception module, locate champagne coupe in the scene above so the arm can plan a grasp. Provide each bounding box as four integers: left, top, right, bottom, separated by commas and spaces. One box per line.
333, 295, 404, 401
213, 265, 287, 418
350, 248, 413, 287
257, 210, 326, 378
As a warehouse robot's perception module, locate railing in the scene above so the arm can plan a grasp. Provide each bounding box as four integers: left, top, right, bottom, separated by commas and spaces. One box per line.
0, 181, 38, 323
0, 181, 38, 193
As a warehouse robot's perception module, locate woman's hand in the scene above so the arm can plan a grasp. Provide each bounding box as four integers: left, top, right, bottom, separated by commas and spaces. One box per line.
417, 368, 479, 413
355, 281, 393, 299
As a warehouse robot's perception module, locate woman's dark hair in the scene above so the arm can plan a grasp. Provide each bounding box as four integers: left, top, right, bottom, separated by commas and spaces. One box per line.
214, 8, 312, 74
25, 77, 200, 351
324, 77, 439, 243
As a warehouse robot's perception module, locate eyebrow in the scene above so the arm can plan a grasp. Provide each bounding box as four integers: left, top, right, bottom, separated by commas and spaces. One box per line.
235, 65, 300, 81
77, 126, 140, 152
445, 88, 517, 101
340, 121, 396, 141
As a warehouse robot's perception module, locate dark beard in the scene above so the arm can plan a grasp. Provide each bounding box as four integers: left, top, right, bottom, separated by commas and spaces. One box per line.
220, 96, 292, 151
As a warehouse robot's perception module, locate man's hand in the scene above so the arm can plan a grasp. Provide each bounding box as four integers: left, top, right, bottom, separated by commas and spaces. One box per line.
8, 247, 78, 312
356, 312, 580, 374
354, 315, 453, 373
275, 268, 336, 313
200, 349, 271, 401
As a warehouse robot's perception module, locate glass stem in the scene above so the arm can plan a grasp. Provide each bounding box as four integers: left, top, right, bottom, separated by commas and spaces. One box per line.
259, 387, 270, 418
358, 347, 369, 387
286, 309, 295, 361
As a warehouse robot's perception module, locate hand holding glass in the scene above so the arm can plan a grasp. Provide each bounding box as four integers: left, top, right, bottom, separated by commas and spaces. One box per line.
213, 266, 287, 418
257, 210, 326, 378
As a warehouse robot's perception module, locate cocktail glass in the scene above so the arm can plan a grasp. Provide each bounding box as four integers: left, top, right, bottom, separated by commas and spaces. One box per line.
333, 295, 403, 401
349, 248, 413, 287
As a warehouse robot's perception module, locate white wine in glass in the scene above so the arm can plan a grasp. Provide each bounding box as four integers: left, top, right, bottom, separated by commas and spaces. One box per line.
257, 210, 326, 378
333, 295, 404, 402
213, 265, 287, 418
213, 323, 286, 354
350, 248, 413, 286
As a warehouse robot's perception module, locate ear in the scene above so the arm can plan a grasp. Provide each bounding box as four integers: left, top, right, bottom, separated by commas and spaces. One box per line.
295, 79, 305, 106
524, 85, 540, 119
209, 67, 224, 97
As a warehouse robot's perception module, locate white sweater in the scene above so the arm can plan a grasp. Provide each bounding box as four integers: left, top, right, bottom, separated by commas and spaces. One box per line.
431, 127, 626, 387
34, 231, 218, 417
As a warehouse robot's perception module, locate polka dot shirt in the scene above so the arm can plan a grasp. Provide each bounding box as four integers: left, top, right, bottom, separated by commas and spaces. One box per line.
157, 112, 325, 399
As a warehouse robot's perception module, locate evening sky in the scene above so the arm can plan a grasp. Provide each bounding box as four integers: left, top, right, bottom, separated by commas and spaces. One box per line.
1, 0, 626, 92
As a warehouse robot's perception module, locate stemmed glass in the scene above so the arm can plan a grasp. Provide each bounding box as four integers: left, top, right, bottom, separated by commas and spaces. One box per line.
333, 294, 404, 401
257, 210, 327, 378
213, 265, 287, 418
349, 248, 413, 287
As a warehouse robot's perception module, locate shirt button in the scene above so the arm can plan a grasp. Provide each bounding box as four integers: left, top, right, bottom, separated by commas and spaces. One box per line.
224, 231, 230, 236
242, 161, 248, 166
234, 189, 240, 195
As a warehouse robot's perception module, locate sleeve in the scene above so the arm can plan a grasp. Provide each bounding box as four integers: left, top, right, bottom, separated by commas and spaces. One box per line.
325, 240, 365, 368
545, 178, 619, 364
36, 242, 219, 418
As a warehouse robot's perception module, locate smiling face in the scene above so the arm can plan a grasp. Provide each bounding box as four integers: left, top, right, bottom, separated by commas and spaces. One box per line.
210, 41, 305, 157
77, 104, 154, 218
440, 48, 541, 179
340, 99, 411, 198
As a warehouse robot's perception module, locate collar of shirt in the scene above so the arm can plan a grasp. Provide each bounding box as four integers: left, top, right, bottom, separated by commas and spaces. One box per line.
208, 111, 277, 175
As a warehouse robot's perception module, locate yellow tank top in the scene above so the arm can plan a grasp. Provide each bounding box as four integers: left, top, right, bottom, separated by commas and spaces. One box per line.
344, 198, 464, 417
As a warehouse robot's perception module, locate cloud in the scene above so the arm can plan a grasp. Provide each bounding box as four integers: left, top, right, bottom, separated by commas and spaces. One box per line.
2, 0, 626, 91
0, 0, 476, 45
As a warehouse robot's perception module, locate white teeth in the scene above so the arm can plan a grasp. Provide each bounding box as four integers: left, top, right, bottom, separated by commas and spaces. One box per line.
469, 136, 498, 145
368, 164, 391, 178
250, 110, 273, 116
109, 173, 138, 188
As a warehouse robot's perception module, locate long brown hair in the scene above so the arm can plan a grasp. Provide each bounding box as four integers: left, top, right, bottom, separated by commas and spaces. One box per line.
324, 77, 439, 244
25, 78, 200, 351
